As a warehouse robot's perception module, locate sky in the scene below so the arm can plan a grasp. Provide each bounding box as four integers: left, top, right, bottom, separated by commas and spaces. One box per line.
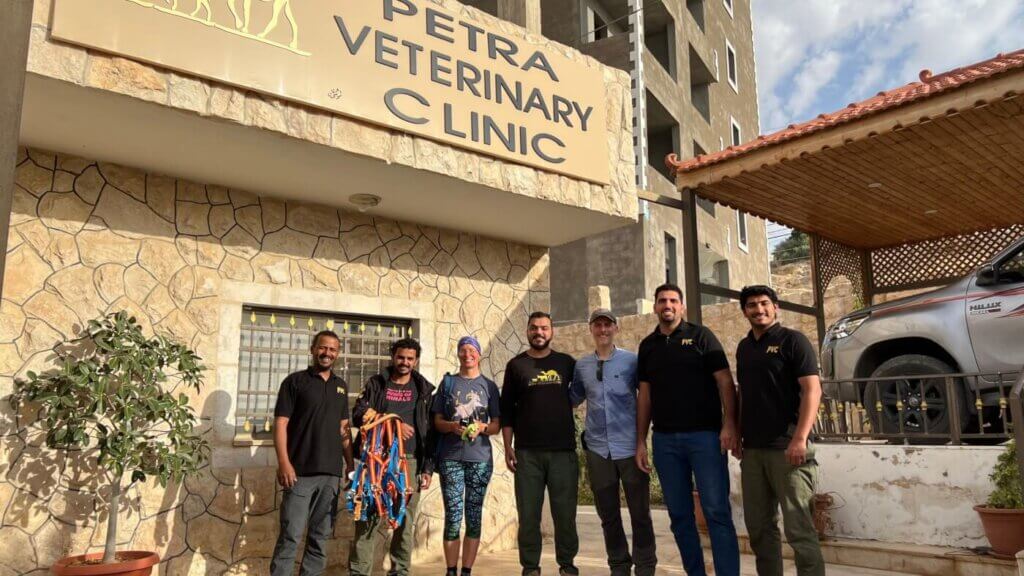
751, 0, 1024, 134
751, 0, 1024, 250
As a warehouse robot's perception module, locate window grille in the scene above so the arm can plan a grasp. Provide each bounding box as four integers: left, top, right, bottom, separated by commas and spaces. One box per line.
235, 306, 412, 441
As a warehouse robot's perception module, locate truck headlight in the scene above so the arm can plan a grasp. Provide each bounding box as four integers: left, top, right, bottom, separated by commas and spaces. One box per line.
828, 315, 868, 340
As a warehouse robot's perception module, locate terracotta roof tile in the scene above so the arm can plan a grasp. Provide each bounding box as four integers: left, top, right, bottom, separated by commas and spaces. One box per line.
669, 48, 1024, 175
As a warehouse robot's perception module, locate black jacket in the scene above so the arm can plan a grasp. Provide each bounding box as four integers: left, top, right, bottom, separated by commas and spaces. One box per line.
352, 367, 437, 475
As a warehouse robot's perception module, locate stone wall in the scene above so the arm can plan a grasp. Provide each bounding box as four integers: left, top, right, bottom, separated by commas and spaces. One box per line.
556, 261, 861, 365
0, 147, 545, 574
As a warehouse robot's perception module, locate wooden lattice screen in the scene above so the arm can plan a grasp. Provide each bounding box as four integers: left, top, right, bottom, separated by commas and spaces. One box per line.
815, 237, 866, 305
870, 225, 1024, 292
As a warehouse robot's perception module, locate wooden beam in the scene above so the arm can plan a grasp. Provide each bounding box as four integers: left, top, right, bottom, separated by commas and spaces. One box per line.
809, 233, 827, 346
861, 248, 874, 306
698, 283, 818, 316
637, 189, 686, 210
0, 0, 33, 303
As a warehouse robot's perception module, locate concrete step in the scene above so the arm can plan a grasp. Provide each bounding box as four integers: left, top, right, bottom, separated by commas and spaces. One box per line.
699, 531, 1016, 576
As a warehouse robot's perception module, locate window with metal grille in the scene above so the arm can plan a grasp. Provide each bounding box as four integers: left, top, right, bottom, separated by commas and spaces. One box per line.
235, 306, 413, 441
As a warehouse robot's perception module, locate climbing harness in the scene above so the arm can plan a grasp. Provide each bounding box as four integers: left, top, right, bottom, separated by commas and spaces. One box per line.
346, 413, 413, 528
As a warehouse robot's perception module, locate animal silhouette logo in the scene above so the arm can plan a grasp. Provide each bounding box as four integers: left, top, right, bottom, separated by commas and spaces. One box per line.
126, 0, 309, 55
529, 370, 563, 386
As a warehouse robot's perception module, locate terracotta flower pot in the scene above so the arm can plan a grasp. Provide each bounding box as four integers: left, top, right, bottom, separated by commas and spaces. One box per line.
51, 551, 159, 576
813, 493, 835, 539
975, 505, 1024, 558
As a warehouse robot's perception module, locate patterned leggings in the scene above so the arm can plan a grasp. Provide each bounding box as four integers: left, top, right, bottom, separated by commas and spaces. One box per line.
438, 459, 494, 541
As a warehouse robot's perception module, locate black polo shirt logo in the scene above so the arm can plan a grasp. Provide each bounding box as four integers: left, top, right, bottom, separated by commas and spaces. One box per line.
337, 386, 346, 394
529, 370, 562, 386
767, 345, 780, 353
680, 338, 694, 346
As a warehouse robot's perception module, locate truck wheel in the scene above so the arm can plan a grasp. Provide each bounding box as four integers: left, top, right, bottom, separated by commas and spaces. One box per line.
863, 355, 968, 443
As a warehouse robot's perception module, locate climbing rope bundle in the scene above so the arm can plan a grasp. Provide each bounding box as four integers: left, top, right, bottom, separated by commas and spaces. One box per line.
346, 414, 412, 528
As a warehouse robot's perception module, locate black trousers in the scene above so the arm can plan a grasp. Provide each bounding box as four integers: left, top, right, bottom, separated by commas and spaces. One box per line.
585, 450, 658, 576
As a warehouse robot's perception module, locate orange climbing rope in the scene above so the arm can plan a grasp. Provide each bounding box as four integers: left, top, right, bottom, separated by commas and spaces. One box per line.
347, 413, 413, 528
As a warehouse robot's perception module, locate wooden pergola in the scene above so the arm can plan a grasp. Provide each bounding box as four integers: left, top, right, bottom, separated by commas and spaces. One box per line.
663, 48, 1024, 343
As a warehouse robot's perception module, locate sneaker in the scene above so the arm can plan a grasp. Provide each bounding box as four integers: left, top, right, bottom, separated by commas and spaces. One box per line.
522, 570, 541, 576
558, 567, 579, 576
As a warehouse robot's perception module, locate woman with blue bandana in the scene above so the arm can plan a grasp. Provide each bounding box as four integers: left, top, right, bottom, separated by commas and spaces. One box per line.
431, 336, 501, 576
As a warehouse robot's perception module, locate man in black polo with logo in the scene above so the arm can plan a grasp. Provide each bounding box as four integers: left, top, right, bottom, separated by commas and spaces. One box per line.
735, 285, 824, 576
270, 329, 354, 576
636, 283, 740, 576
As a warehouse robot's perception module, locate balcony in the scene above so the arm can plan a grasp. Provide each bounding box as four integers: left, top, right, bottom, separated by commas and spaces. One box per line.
578, 33, 632, 72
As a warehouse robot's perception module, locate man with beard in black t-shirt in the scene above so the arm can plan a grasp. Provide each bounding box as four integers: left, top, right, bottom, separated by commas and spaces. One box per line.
501, 312, 578, 576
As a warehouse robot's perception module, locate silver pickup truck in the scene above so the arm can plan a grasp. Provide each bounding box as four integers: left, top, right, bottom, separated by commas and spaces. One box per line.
820, 235, 1024, 436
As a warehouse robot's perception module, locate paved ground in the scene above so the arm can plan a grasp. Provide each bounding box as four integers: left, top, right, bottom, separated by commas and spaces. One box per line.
414, 508, 915, 575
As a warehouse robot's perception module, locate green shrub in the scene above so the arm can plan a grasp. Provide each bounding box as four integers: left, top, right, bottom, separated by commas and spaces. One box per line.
12, 312, 209, 563
575, 414, 664, 506
987, 441, 1024, 509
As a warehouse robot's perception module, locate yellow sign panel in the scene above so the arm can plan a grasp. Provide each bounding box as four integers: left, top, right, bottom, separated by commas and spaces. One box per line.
51, 0, 611, 184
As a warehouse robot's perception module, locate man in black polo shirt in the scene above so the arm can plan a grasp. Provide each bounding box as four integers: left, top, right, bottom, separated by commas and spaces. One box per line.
501, 311, 579, 576
270, 330, 354, 576
735, 285, 824, 576
636, 283, 740, 576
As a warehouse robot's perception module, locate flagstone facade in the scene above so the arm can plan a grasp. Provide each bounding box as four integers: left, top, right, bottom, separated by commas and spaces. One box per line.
1, 0, 640, 573
1, 146, 545, 574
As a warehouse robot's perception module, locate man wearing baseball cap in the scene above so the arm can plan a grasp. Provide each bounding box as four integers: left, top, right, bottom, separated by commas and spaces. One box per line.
570, 309, 657, 576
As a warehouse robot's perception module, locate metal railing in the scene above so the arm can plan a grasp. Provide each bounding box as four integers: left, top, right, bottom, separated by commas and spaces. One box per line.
816, 371, 1021, 445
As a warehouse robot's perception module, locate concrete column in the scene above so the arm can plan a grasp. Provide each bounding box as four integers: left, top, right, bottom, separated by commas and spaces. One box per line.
0, 0, 33, 302
498, 0, 541, 34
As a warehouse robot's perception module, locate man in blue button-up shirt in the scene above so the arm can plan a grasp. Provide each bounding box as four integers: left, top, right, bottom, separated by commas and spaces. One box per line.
570, 309, 657, 576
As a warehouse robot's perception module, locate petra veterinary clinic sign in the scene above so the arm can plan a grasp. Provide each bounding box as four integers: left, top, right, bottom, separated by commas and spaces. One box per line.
52, 0, 611, 184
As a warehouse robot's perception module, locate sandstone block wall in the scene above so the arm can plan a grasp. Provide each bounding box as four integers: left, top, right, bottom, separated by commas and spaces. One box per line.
0, 147, 543, 575
556, 262, 861, 364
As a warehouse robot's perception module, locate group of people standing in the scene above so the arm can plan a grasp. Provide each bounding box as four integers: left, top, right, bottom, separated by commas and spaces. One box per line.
266, 282, 825, 576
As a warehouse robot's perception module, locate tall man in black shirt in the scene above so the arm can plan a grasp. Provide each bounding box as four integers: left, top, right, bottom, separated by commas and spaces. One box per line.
735, 285, 824, 576
270, 330, 354, 576
636, 284, 740, 576
350, 338, 436, 576
501, 311, 579, 576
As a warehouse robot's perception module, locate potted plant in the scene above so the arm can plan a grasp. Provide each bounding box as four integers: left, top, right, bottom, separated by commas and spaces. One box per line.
11, 312, 209, 575
975, 440, 1024, 558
